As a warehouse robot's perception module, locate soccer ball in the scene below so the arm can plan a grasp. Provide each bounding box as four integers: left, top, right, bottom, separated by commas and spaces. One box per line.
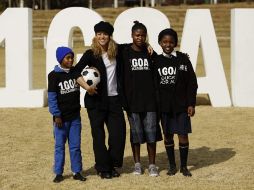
81, 67, 100, 87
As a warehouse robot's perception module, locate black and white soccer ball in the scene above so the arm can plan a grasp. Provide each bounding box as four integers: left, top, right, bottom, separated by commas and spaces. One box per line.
81, 67, 100, 87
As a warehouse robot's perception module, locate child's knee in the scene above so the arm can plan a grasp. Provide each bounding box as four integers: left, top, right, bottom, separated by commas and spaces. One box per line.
164, 134, 174, 144
178, 134, 189, 143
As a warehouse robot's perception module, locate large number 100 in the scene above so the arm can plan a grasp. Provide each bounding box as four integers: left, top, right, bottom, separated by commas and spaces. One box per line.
0, 7, 254, 107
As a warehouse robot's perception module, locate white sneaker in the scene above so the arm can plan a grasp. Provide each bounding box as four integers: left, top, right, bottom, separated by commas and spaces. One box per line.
148, 164, 159, 177
133, 162, 142, 175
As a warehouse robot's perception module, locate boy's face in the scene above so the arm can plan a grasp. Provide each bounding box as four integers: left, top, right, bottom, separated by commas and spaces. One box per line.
159, 35, 176, 54
132, 29, 147, 48
61, 53, 74, 69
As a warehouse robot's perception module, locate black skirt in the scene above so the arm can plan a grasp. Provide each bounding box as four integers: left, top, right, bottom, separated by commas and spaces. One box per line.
160, 112, 192, 135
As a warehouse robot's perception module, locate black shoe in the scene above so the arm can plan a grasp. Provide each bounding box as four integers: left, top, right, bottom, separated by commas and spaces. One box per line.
112, 168, 120, 177
180, 167, 192, 177
167, 166, 177, 176
53, 174, 64, 183
73, 172, 86, 181
97, 171, 112, 179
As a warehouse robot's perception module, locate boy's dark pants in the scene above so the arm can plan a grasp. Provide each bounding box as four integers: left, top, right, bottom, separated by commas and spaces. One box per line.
87, 96, 126, 172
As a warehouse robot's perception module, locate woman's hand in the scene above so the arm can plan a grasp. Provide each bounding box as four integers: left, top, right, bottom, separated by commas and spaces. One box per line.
77, 76, 98, 95
87, 86, 98, 95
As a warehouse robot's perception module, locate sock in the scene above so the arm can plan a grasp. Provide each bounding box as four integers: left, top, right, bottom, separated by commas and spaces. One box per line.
179, 142, 189, 168
165, 140, 176, 167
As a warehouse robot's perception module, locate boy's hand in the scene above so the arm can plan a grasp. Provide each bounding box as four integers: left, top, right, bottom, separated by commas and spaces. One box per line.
187, 106, 195, 117
55, 117, 63, 128
87, 86, 97, 95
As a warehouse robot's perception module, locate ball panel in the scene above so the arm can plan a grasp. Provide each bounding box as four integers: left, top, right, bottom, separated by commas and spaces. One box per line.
81, 67, 100, 87
82, 70, 89, 76
86, 80, 93, 86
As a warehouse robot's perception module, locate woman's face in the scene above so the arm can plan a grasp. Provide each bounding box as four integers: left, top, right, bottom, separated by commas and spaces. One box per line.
95, 32, 110, 47
132, 29, 147, 48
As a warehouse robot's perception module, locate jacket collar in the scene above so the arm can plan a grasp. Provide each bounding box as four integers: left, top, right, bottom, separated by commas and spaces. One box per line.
162, 50, 177, 58
54, 65, 71, 73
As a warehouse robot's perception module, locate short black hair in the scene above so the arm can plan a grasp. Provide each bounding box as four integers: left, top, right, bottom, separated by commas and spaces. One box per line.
158, 28, 178, 47
131, 20, 147, 33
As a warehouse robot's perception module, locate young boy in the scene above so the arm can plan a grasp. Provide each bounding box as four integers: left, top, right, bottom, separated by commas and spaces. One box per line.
154, 29, 198, 177
48, 46, 86, 183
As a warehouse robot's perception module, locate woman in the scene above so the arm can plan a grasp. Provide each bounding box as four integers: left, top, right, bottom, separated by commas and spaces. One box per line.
74, 21, 126, 179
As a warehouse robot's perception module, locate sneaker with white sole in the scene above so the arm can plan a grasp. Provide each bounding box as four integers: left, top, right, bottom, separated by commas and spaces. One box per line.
148, 164, 159, 177
133, 162, 142, 175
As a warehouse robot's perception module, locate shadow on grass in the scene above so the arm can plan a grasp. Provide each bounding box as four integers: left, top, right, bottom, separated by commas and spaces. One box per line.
121, 146, 236, 173
82, 146, 235, 176
188, 146, 236, 171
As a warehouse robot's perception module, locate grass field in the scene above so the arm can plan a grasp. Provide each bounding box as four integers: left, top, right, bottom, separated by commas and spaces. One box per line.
0, 17, 254, 190
0, 106, 253, 190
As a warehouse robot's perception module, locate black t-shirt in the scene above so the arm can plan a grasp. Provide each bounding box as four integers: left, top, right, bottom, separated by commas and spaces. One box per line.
122, 46, 156, 112
48, 68, 80, 121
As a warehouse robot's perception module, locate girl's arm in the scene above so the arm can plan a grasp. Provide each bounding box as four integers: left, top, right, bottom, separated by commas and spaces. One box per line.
186, 56, 198, 110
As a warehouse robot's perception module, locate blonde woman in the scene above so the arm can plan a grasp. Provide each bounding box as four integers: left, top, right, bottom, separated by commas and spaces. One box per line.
74, 21, 126, 179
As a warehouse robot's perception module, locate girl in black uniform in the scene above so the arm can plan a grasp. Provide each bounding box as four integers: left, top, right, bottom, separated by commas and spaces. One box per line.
154, 28, 198, 177
121, 21, 161, 177
74, 21, 126, 179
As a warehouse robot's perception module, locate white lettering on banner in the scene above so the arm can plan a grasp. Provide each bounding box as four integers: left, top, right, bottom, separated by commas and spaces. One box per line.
231, 9, 254, 107
46, 7, 103, 77
113, 7, 170, 53
0, 8, 253, 107
46, 7, 103, 107
0, 8, 46, 107
180, 9, 231, 107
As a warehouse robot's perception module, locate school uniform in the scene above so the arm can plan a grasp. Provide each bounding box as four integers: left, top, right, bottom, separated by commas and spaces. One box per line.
153, 51, 198, 135
48, 65, 82, 175
74, 49, 126, 173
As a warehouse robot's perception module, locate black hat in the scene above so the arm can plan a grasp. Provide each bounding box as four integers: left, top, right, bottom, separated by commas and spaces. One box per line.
94, 21, 114, 36
158, 28, 178, 47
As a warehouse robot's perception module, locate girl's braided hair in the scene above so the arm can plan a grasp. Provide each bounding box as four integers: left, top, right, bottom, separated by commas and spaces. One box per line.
131, 20, 147, 33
